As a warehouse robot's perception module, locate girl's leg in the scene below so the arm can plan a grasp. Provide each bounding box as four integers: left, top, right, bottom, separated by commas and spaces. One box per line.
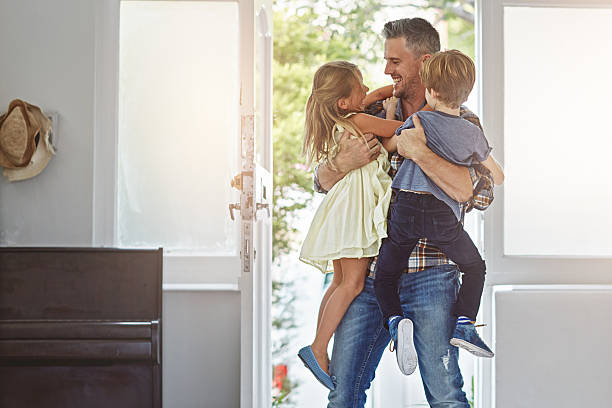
311, 257, 369, 374
316, 260, 343, 331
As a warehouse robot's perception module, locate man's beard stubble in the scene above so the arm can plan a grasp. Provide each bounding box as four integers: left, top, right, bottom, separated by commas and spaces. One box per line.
395, 76, 422, 103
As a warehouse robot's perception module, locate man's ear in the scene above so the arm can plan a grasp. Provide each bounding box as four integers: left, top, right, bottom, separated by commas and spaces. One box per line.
337, 97, 349, 110
420, 53, 432, 63
429, 88, 440, 99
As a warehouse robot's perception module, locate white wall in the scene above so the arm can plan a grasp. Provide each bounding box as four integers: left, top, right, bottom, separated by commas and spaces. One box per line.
0, 0, 95, 245
163, 290, 240, 408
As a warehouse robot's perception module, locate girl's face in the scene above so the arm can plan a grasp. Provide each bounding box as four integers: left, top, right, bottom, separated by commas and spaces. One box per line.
345, 70, 369, 111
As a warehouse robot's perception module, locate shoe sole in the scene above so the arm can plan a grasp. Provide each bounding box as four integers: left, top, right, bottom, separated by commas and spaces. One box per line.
396, 319, 418, 375
450, 338, 495, 358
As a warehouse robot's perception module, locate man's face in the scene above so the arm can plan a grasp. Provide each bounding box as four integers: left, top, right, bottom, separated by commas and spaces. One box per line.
384, 37, 424, 101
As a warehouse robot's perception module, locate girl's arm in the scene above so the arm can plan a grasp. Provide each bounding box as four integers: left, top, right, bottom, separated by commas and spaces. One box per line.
381, 135, 397, 153
350, 113, 404, 138
481, 154, 504, 185
363, 85, 394, 107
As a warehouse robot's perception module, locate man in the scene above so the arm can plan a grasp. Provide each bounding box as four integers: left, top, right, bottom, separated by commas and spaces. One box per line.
313, 18, 494, 407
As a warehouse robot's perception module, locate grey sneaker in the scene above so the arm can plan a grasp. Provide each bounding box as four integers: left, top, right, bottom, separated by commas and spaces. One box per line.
390, 318, 417, 375
450, 323, 494, 358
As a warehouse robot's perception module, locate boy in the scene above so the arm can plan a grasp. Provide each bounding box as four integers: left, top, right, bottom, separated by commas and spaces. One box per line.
374, 50, 504, 375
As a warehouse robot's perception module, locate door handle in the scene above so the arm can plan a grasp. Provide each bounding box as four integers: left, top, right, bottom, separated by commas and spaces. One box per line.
229, 203, 240, 221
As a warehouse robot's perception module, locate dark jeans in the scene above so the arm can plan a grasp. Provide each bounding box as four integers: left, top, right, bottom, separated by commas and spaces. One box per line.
374, 191, 486, 322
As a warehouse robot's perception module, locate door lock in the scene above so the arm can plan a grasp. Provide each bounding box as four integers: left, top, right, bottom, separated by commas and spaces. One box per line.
256, 202, 270, 218
230, 171, 253, 191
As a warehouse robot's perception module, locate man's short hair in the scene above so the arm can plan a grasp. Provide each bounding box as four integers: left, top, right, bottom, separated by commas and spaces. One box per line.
419, 50, 475, 109
382, 18, 441, 57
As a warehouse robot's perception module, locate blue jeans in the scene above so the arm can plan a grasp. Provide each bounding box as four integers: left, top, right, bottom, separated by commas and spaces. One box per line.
327, 264, 469, 408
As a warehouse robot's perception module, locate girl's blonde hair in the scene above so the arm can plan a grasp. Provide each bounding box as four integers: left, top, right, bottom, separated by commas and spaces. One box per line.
303, 61, 365, 169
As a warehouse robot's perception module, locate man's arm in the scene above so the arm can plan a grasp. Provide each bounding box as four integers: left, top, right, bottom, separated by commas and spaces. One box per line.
481, 155, 504, 185
316, 131, 381, 192
465, 164, 494, 213
397, 115, 473, 202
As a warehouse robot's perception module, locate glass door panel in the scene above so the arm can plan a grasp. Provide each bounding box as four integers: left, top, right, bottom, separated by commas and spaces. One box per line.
118, 1, 240, 255
503, 6, 612, 256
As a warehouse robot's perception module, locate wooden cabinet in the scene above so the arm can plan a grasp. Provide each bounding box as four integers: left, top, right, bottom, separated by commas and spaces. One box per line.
0, 248, 162, 408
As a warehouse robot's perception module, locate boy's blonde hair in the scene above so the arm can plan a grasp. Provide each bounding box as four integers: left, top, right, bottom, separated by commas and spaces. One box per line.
419, 49, 475, 109
303, 61, 364, 169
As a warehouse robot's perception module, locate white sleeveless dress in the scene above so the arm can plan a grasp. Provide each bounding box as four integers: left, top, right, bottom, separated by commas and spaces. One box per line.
299, 116, 393, 273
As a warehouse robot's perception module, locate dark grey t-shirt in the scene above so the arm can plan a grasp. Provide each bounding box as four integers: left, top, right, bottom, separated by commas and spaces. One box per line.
392, 110, 492, 220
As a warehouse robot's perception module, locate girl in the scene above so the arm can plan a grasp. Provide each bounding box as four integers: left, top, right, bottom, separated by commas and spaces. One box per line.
297, 61, 403, 390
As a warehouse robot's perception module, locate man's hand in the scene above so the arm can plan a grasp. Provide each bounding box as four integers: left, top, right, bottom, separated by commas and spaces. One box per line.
317, 131, 380, 192
333, 131, 380, 173
396, 114, 472, 202
397, 114, 427, 161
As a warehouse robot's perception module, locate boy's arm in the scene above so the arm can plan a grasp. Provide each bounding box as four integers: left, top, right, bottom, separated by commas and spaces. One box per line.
397, 115, 473, 202
362, 85, 394, 108
481, 154, 504, 185
383, 96, 398, 119
350, 113, 404, 138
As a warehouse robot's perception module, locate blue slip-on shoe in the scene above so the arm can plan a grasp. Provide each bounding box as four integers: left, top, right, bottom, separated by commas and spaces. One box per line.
297, 346, 335, 391
450, 323, 494, 358
389, 318, 418, 375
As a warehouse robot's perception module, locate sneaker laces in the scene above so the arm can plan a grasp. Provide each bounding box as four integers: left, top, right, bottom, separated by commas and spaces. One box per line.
467, 319, 487, 328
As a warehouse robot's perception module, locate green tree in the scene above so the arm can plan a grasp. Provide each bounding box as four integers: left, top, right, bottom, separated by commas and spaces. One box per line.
424, 0, 475, 58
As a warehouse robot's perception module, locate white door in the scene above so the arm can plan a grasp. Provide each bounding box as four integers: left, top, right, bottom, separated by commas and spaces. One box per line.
478, 1, 612, 407
93, 1, 272, 406
239, 0, 273, 407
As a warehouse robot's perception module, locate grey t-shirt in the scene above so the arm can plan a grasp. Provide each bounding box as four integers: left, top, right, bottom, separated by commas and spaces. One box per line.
392, 110, 492, 220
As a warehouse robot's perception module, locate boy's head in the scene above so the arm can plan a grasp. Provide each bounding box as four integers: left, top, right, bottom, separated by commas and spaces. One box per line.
419, 49, 475, 109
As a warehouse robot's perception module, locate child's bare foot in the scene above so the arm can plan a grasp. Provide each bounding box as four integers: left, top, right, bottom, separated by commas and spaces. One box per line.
310, 345, 330, 374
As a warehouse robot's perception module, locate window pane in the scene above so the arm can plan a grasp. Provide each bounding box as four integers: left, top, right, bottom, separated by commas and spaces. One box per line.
118, 1, 239, 254
503, 7, 612, 256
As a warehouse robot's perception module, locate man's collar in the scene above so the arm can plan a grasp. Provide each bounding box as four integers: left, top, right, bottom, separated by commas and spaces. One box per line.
396, 99, 427, 121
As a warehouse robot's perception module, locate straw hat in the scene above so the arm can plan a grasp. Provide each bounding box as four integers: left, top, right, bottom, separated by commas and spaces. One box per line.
0, 99, 39, 168
0, 99, 54, 182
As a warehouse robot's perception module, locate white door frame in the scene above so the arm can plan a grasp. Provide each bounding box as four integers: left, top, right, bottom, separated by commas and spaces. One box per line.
92, 0, 120, 247
238, 0, 273, 406
476, 1, 612, 406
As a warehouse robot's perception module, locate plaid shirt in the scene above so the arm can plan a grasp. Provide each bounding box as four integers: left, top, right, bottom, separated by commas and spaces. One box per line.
313, 101, 494, 276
